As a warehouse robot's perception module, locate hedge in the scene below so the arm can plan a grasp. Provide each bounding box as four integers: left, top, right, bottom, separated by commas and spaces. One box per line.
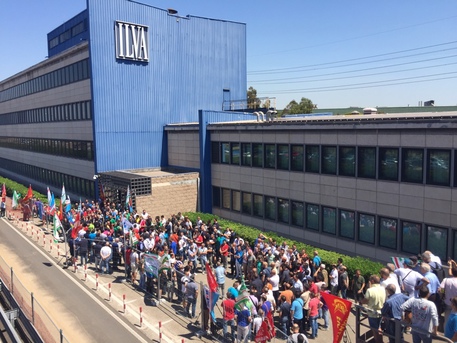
184, 212, 384, 283
0, 177, 57, 206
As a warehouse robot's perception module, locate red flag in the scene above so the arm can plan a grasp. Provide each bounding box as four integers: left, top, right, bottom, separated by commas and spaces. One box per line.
205, 263, 218, 293
1, 183, 6, 202
59, 202, 63, 220
254, 320, 270, 343
21, 185, 33, 203
266, 310, 276, 338
321, 292, 352, 343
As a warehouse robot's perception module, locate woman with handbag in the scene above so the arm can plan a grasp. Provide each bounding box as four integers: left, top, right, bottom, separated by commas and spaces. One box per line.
439, 262, 457, 324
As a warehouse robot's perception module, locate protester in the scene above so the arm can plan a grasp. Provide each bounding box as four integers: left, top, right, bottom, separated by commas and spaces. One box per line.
400, 284, 439, 343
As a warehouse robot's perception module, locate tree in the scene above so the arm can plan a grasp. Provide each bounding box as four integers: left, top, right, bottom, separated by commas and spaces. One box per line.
285, 97, 314, 114
247, 86, 260, 109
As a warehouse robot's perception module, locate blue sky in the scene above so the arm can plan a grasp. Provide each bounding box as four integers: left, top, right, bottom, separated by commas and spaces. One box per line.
2, 0, 457, 109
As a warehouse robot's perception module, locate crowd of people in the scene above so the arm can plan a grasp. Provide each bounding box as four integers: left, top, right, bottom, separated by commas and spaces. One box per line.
44, 198, 457, 343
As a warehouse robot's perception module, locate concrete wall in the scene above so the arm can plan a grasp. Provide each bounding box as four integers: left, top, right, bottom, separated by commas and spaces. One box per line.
135, 172, 199, 218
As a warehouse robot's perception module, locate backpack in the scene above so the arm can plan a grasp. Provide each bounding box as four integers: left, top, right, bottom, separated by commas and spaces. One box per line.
430, 262, 445, 282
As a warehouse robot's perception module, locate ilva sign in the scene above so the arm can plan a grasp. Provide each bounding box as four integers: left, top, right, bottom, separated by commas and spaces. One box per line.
115, 21, 149, 62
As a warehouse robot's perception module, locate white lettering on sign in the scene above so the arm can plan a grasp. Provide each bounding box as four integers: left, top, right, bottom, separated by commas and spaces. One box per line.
115, 21, 149, 62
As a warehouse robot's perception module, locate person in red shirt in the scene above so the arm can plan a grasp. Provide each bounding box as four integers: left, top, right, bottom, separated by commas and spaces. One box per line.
220, 240, 229, 269
308, 292, 323, 339
222, 292, 236, 341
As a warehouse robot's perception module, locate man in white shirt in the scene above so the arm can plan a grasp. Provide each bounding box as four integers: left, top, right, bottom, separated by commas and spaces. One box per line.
393, 258, 423, 298
100, 242, 112, 274
380, 267, 400, 294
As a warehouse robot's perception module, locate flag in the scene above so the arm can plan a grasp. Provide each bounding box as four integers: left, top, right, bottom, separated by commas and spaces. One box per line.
78, 198, 82, 216
321, 292, 352, 343
235, 291, 254, 311
12, 190, 19, 209
59, 201, 63, 220
49, 193, 56, 215
266, 309, 276, 338
122, 216, 133, 233
239, 277, 247, 292
129, 229, 138, 247
206, 263, 218, 293
1, 183, 6, 202
64, 196, 71, 213
125, 186, 132, 212
203, 286, 220, 323
47, 187, 52, 205
391, 256, 404, 270
254, 320, 270, 343
61, 184, 66, 204
53, 214, 63, 242
21, 184, 33, 203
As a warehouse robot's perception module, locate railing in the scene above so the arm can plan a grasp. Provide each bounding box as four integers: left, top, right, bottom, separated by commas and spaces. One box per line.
222, 97, 276, 111
354, 304, 453, 343
0, 255, 69, 343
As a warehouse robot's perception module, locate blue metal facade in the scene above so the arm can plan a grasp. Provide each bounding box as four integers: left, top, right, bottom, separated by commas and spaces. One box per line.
47, 10, 89, 57
86, 0, 247, 172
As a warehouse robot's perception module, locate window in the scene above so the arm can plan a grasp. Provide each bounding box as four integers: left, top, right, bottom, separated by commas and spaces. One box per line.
426, 226, 447, 261
291, 145, 304, 171
278, 198, 289, 224
222, 188, 231, 209
231, 143, 240, 165
379, 148, 399, 181
232, 190, 241, 211
401, 221, 421, 254
402, 148, 423, 183
322, 146, 337, 175
265, 196, 276, 221
358, 147, 376, 178
242, 192, 252, 214
339, 147, 355, 176
211, 141, 220, 163
252, 143, 263, 167
358, 213, 375, 244
379, 217, 397, 250
306, 145, 320, 173
306, 204, 319, 231
253, 194, 263, 217
427, 149, 450, 186
241, 143, 251, 166
221, 143, 230, 164
322, 207, 336, 235
291, 201, 304, 227
340, 210, 355, 239
265, 144, 276, 169
277, 144, 289, 170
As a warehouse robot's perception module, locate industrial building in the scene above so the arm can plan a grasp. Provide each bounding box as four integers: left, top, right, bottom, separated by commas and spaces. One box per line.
1, 0, 457, 262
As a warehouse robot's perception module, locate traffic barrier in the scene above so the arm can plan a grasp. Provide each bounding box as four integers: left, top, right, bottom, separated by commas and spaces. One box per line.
139, 307, 143, 327
95, 273, 99, 290
108, 283, 112, 301
123, 294, 126, 313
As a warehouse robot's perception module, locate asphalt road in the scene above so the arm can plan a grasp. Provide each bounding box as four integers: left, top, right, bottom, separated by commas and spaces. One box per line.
0, 218, 151, 343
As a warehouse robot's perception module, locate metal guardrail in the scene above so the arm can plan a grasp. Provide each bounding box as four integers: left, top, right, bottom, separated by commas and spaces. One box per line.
354, 304, 453, 343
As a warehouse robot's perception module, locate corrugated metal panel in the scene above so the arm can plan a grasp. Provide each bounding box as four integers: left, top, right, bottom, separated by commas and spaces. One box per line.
87, 0, 246, 172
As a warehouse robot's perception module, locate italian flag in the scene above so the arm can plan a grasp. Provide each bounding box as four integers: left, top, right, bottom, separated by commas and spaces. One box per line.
53, 214, 63, 242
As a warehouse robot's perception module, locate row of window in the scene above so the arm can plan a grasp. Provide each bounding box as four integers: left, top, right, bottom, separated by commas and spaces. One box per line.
0, 137, 94, 161
0, 100, 92, 125
212, 186, 454, 261
0, 158, 94, 199
49, 20, 87, 49
212, 142, 454, 187
0, 59, 90, 103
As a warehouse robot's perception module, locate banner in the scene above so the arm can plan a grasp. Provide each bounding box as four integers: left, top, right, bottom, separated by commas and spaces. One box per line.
266, 309, 276, 338
391, 256, 405, 270
143, 253, 170, 277
255, 320, 270, 343
203, 285, 220, 323
206, 263, 218, 293
321, 292, 352, 343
